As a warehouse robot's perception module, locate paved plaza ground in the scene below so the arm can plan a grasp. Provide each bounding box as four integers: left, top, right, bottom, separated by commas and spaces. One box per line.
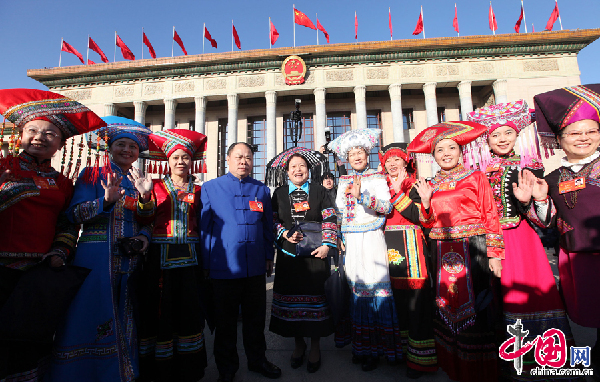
200, 249, 598, 382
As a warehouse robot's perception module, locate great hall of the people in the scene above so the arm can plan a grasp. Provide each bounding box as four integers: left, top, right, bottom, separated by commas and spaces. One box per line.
27, 28, 600, 181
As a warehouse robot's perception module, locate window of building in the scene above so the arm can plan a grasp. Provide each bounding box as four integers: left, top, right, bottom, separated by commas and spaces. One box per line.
326, 112, 352, 178
438, 107, 446, 123
217, 118, 227, 177
366, 110, 383, 170
284, 114, 314, 150
403, 109, 414, 129
189, 120, 195, 131
247, 116, 267, 182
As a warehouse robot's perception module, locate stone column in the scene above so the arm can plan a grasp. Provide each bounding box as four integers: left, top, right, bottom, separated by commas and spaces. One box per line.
423, 82, 439, 127
133, 101, 147, 125
164, 98, 177, 129
314, 88, 327, 150
354, 85, 367, 130
194, 96, 207, 134
457, 81, 474, 120
493, 79, 508, 104
227, 94, 239, 146
104, 103, 116, 117
423, 82, 440, 175
388, 83, 404, 142
265, 91, 277, 162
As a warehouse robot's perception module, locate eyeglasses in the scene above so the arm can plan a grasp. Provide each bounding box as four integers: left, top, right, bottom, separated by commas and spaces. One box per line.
24, 126, 60, 141
561, 129, 600, 139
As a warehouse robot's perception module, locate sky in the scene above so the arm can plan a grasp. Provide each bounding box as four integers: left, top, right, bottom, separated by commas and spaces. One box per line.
2, 0, 599, 90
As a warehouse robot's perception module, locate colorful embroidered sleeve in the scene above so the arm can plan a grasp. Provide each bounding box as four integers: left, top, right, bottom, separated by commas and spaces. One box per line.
51, 212, 80, 258
66, 169, 113, 224
359, 177, 392, 215
419, 204, 436, 228
476, 172, 505, 259
525, 197, 555, 228
391, 192, 412, 214
321, 209, 337, 247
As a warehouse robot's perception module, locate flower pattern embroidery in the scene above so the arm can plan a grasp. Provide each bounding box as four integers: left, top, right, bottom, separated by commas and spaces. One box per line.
387, 248, 406, 265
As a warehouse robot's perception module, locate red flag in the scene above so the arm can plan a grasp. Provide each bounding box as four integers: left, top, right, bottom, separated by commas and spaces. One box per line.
532, 23, 535, 33
354, 12, 358, 39
204, 27, 217, 49
173, 29, 188, 55
412, 10, 424, 35
116, 34, 135, 60
316, 18, 329, 43
270, 19, 279, 46
61, 40, 84, 64
489, 3, 498, 32
143, 32, 156, 58
515, 5, 524, 33
87, 59, 96, 65
389, 8, 393, 39
294, 8, 316, 30
453, 4, 459, 34
232, 23, 241, 49
545, 1, 560, 31
88, 37, 109, 63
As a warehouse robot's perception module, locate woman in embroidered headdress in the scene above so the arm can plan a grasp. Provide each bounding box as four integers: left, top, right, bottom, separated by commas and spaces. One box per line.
379, 143, 437, 379
328, 128, 402, 371
136, 129, 207, 382
407, 121, 504, 382
0, 89, 106, 382
47, 116, 153, 382
529, 84, 600, 363
268, 152, 337, 373
468, 101, 577, 381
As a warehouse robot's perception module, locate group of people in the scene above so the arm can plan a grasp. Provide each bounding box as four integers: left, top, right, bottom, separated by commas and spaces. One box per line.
0, 83, 598, 382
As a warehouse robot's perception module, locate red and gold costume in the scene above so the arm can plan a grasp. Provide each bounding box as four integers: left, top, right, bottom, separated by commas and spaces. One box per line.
409, 121, 504, 382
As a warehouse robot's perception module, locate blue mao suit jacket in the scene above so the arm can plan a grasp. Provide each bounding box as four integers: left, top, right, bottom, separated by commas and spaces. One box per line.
200, 172, 274, 279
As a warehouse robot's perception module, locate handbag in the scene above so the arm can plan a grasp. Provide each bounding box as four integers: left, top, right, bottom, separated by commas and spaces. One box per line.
0, 262, 91, 343
295, 221, 322, 257
324, 253, 351, 326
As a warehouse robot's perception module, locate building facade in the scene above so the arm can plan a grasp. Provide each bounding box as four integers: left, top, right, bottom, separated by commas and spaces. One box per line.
28, 29, 600, 180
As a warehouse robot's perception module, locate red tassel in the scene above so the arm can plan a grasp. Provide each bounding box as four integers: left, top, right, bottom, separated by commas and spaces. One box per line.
202, 161, 207, 173
162, 162, 169, 175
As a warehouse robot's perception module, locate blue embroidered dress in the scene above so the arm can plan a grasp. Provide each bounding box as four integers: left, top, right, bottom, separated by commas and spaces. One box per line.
46, 164, 153, 382
335, 168, 402, 361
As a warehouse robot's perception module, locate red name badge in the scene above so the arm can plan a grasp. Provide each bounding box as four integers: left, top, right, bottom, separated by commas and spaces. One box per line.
293, 201, 310, 212
558, 177, 586, 194
249, 200, 264, 212
33, 176, 58, 190
485, 163, 501, 173
177, 192, 195, 204
438, 181, 456, 191
123, 195, 137, 210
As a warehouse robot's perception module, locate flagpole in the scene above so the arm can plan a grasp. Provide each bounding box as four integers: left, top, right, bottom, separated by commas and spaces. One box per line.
316, 13, 319, 45
232, 20, 234, 52
114, 31, 117, 62
269, 17, 272, 49
421, 6, 426, 39
172, 26, 175, 57
557, 0, 563, 30
59, 38, 63, 67
86, 34, 89, 65
141, 27, 144, 60
293, 4, 296, 48
203, 23, 206, 54
522, 0, 528, 33
455, 4, 459, 37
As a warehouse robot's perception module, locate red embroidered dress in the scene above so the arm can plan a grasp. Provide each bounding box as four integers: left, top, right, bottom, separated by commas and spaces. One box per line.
0, 152, 78, 269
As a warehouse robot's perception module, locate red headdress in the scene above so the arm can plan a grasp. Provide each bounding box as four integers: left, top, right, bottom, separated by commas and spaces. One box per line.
147, 129, 207, 174
407, 121, 489, 170
378, 142, 416, 178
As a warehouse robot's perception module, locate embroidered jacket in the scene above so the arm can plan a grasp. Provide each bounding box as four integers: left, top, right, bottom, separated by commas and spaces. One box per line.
140, 176, 202, 244
421, 165, 505, 259
0, 152, 78, 265
485, 152, 545, 229
200, 172, 274, 279
272, 183, 337, 257
66, 164, 153, 249
542, 154, 600, 252
336, 169, 392, 233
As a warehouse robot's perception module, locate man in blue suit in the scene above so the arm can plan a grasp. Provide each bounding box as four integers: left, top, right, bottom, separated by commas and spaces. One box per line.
201, 142, 280, 382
